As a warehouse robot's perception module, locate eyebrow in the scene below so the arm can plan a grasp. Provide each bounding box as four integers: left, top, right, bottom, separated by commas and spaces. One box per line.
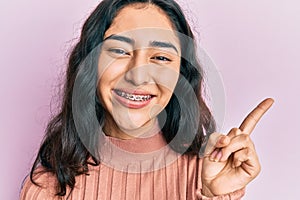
104, 34, 134, 45
104, 34, 178, 53
149, 41, 178, 53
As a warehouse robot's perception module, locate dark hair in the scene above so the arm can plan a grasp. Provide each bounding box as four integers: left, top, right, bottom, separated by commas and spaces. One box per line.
30, 0, 216, 197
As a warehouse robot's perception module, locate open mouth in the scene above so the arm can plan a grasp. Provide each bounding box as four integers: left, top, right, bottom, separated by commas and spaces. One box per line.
114, 89, 154, 102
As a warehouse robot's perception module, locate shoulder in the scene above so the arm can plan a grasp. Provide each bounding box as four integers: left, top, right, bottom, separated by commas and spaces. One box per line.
20, 167, 62, 200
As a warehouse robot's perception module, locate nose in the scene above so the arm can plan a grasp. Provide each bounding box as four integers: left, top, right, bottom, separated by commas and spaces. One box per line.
124, 50, 152, 86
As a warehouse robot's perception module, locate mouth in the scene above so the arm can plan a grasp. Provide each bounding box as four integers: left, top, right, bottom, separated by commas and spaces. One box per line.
112, 89, 155, 109
113, 89, 154, 102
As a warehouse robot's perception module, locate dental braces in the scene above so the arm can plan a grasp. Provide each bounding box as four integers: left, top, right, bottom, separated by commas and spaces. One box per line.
116, 90, 152, 101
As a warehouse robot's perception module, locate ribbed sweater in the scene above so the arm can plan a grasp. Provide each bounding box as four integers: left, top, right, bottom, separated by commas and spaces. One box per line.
20, 132, 245, 200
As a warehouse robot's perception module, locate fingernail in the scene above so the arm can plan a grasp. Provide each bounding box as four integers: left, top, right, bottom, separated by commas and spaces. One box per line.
210, 149, 218, 161
215, 150, 222, 162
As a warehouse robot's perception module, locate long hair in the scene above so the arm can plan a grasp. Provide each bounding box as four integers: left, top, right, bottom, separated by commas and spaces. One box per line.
30, 0, 216, 196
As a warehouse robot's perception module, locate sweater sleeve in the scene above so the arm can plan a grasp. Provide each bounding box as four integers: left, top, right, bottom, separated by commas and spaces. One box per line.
196, 188, 246, 200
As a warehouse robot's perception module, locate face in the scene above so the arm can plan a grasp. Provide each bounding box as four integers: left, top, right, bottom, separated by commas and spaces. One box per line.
97, 4, 181, 139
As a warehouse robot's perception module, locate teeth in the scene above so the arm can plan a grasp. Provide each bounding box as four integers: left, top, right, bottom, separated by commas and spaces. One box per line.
115, 90, 152, 101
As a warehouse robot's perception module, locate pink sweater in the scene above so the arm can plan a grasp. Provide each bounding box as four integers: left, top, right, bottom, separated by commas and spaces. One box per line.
20, 132, 245, 200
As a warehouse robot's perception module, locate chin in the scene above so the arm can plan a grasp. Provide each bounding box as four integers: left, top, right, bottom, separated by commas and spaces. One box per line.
118, 118, 151, 130
116, 116, 156, 135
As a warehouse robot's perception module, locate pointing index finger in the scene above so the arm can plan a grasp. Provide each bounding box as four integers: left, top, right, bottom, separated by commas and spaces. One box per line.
239, 98, 274, 134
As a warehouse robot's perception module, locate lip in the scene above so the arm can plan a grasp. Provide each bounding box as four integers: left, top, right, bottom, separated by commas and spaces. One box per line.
112, 89, 155, 109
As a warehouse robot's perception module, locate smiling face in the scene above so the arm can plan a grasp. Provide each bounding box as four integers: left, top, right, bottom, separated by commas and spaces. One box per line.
97, 4, 181, 139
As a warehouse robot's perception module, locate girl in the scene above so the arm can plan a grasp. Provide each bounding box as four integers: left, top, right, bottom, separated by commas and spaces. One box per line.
20, 0, 273, 199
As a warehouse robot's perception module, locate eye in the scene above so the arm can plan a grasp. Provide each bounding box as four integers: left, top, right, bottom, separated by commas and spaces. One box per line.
108, 48, 130, 55
151, 56, 171, 62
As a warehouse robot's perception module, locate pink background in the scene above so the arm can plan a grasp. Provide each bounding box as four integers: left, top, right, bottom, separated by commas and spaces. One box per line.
1, 0, 299, 199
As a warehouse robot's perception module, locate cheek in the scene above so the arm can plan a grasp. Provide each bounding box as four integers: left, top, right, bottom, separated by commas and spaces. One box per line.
152, 66, 180, 94
98, 60, 129, 91
98, 52, 129, 81
97, 58, 131, 111
98, 53, 111, 77
158, 86, 175, 108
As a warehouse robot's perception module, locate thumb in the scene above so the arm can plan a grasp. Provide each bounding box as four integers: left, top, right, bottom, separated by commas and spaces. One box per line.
203, 132, 227, 156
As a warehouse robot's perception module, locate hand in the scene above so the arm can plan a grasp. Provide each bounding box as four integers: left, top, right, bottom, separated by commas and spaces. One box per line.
201, 98, 274, 197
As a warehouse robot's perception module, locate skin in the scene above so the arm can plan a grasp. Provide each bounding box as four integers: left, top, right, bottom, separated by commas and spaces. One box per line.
201, 98, 274, 196
97, 3, 275, 197
97, 4, 181, 139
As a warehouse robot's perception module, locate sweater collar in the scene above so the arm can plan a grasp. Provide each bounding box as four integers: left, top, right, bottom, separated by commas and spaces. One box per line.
100, 119, 167, 153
